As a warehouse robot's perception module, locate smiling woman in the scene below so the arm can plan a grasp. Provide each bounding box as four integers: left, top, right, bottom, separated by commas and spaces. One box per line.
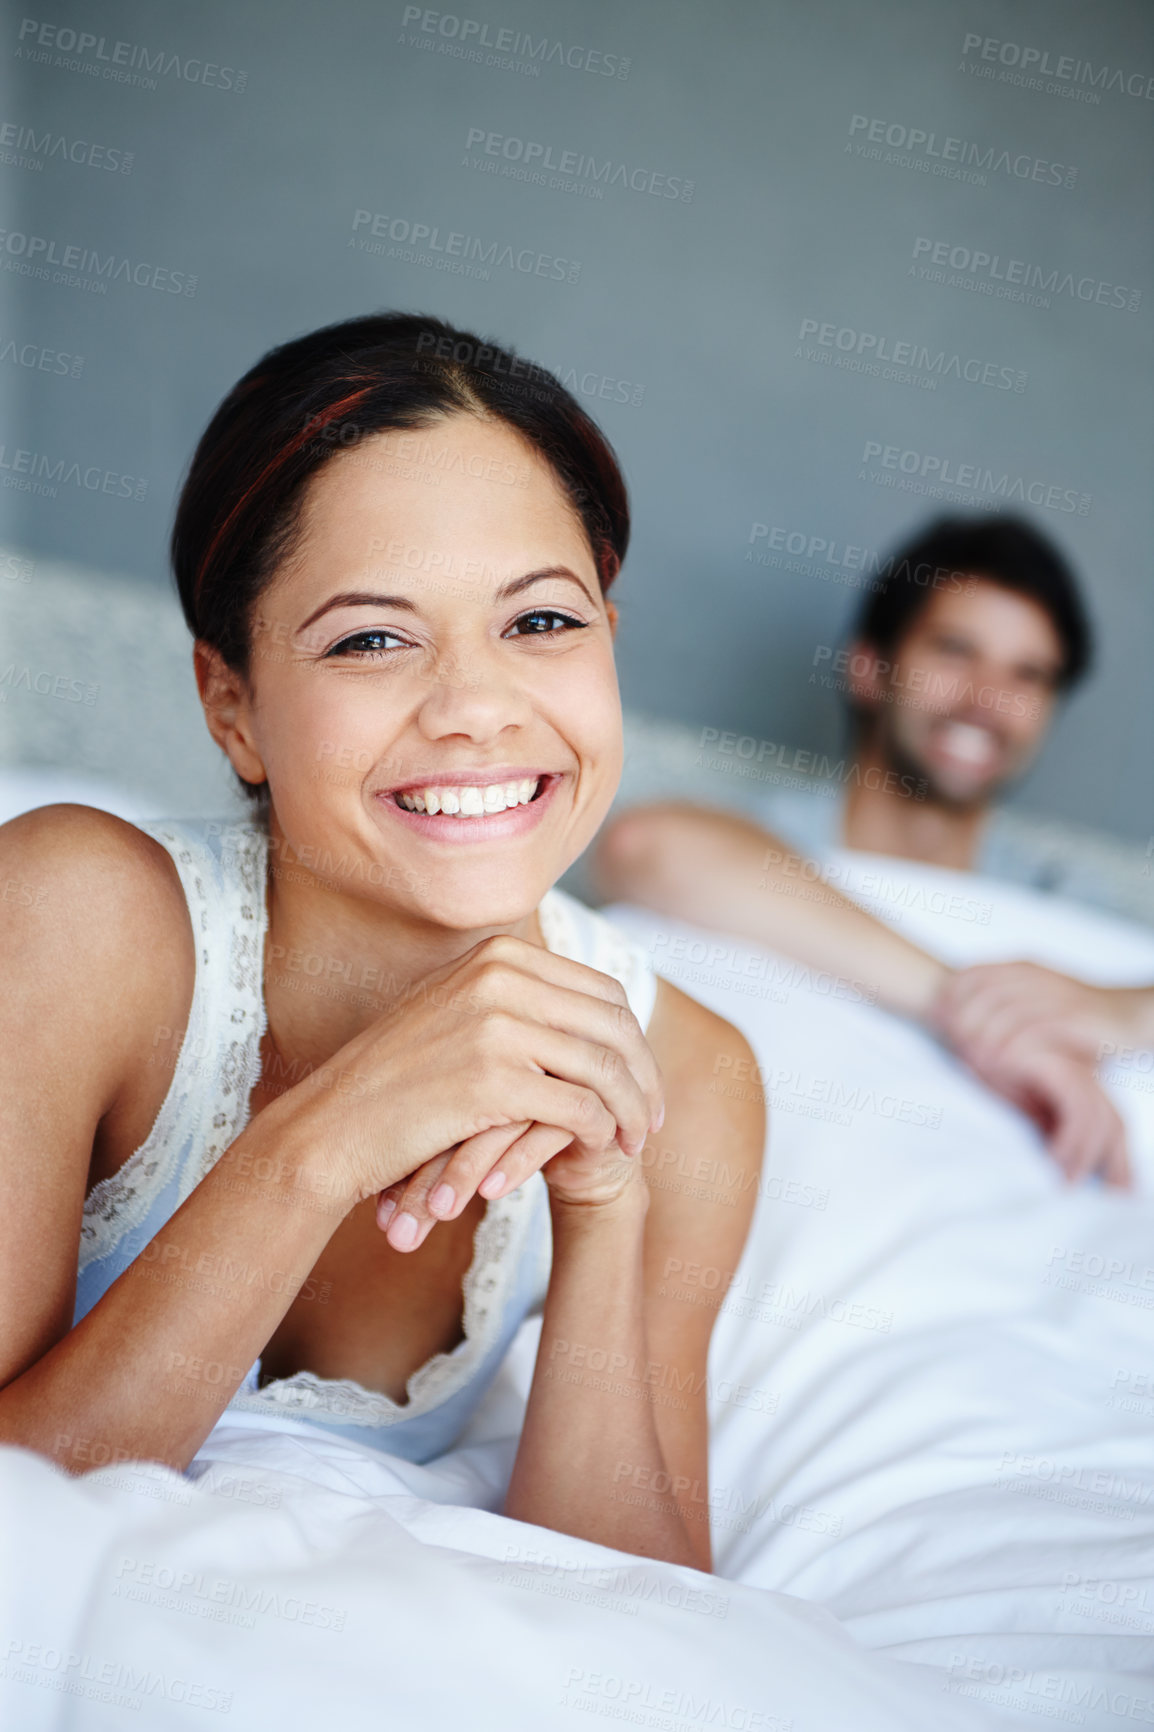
0, 312, 763, 1572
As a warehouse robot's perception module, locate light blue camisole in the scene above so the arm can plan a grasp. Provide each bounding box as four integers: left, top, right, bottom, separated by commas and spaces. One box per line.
74, 816, 658, 1465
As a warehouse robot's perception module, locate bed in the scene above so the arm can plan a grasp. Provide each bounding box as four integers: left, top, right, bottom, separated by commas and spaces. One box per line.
4, 817, 1154, 1730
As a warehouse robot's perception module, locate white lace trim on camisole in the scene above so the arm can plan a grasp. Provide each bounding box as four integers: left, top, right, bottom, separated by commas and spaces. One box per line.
77, 818, 657, 1433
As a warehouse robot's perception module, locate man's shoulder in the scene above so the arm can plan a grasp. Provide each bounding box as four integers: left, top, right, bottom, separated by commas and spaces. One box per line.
988, 805, 1149, 867
984, 805, 1154, 920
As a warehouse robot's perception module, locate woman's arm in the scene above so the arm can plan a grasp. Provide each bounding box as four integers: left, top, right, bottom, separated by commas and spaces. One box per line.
506, 983, 764, 1572
594, 802, 949, 1019
0, 807, 353, 1471
2, 1112, 352, 1472
504, 1182, 697, 1561
0, 811, 667, 1472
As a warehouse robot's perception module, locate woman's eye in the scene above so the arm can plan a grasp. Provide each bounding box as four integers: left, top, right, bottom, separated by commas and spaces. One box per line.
506, 609, 588, 638
326, 629, 410, 659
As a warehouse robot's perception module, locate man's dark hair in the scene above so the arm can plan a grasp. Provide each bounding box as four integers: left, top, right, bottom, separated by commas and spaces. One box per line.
852, 514, 1093, 690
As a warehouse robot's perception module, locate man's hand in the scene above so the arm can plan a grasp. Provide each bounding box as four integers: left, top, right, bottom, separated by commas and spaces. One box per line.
930, 969, 1133, 1187
964, 1031, 1131, 1188
934, 960, 1154, 1069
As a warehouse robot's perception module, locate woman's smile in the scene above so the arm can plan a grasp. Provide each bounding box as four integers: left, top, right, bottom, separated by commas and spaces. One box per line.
374, 767, 563, 844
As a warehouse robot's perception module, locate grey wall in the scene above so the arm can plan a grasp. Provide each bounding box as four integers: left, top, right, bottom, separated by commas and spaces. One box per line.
2, 0, 1151, 840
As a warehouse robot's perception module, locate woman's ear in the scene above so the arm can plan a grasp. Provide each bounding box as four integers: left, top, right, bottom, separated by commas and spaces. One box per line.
605, 599, 619, 639
193, 640, 269, 789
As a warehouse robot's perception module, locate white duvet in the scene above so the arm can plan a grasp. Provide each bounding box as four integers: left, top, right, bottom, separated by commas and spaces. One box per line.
4, 850, 1154, 1732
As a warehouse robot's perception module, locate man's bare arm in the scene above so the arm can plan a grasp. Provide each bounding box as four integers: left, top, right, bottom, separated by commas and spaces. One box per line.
594, 802, 949, 1018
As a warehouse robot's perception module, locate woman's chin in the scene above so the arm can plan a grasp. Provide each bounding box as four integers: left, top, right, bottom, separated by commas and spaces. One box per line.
412, 874, 555, 936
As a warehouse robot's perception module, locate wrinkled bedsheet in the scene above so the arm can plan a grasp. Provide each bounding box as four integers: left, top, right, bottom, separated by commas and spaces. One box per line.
4, 851, 1154, 1731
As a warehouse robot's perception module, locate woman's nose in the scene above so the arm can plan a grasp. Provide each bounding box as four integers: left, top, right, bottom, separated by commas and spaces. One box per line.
413, 648, 533, 741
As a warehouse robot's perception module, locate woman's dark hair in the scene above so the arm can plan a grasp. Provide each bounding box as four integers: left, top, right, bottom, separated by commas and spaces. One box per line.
851, 513, 1093, 690
171, 311, 631, 809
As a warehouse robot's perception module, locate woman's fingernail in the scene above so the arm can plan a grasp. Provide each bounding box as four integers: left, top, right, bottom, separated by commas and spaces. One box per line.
390, 1211, 419, 1250
378, 1197, 396, 1226
429, 1183, 455, 1217
479, 1170, 506, 1199
653, 1105, 665, 1132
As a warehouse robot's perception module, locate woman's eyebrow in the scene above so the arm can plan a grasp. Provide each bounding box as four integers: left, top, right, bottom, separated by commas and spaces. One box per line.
495, 566, 597, 606
297, 591, 416, 632
296, 566, 596, 633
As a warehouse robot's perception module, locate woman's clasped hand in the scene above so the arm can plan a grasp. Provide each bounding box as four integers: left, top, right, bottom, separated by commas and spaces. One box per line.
257, 933, 665, 1249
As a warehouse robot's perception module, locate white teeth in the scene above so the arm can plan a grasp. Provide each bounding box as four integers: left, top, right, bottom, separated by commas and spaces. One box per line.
395, 777, 543, 815
939, 722, 996, 765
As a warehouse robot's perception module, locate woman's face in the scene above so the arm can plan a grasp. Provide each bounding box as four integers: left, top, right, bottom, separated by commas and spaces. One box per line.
218, 413, 623, 931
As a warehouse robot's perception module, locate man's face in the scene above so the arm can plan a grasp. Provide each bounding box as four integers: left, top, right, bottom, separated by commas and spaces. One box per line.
848, 577, 1066, 807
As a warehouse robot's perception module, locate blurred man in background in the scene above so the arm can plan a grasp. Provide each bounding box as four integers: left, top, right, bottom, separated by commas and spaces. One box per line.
591, 515, 1154, 1134
689, 515, 1150, 917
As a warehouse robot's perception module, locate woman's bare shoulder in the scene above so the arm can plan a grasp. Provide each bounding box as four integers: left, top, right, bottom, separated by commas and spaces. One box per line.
643, 976, 766, 1186
646, 975, 761, 1103
0, 804, 196, 1110
634, 980, 764, 1360
0, 801, 192, 931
